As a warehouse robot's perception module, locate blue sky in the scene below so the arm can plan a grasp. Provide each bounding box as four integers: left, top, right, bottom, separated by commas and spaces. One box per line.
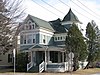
23, 0, 100, 31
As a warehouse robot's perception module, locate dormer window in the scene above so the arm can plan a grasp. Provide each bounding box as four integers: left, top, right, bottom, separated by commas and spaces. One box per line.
54, 36, 66, 41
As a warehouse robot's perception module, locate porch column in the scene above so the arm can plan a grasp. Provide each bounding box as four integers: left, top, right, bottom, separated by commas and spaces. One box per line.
32, 51, 36, 66
62, 52, 64, 62
31, 52, 32, 62
47, 51, 50, 62
45, 47, 48, 71
58, 52, 61, 63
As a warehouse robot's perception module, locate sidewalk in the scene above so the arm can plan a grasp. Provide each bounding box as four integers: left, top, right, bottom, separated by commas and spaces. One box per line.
0, 73, 82, 75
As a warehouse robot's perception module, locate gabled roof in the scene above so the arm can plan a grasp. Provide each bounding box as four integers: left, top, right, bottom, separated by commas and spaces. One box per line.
50, 18, 67, 33
28, 15, 55, 32
62, 8, 81, 23
30, 44, 45, 49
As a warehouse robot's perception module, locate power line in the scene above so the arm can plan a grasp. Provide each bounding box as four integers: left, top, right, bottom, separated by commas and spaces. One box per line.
31, 0, 100, 24
32, 0, 61, 18
41, 0, 65, 15
70, 0, 100, 20
58, 0, 92, 20
77, 0, 100, 19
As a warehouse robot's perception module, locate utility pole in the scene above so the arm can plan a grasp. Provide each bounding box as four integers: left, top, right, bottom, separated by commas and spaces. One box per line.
13, 49, 16, 74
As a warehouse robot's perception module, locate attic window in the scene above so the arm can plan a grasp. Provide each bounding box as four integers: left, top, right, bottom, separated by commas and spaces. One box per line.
32, 23, 35, 29
27, 20, 36, 30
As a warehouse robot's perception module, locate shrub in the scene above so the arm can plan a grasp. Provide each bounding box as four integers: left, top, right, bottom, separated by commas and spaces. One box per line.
16, 52, 28, 72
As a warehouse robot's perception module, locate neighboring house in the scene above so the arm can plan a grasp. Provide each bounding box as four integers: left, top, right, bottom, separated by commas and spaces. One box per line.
0, 24, 20, 69
0, 51, 13, 69
20, 8, 81, 72
0, 0, 20, 70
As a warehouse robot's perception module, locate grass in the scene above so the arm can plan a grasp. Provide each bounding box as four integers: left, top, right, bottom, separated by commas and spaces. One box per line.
0, 68, 100, 75
73, 68, 100, 75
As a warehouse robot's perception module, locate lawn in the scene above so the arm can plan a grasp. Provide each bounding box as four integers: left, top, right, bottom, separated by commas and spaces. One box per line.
0, 68, 100, 75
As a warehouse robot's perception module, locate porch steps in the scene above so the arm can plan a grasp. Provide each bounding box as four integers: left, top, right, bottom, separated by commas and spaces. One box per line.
28, 65, 39, 73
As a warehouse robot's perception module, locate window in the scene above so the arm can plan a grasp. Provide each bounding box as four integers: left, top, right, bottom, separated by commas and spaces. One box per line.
55, 37, 57, 40
27, 34, 32, 44
58, 37, 60, 40
20, 35, 23, 44
60, 37, 62, 40
32, 23, 35, 29
26, 25, 29, 30
43, 35, 46, 43
54, 36, 63, 41
8, 54, 12, 63
29, 24, 32, 29
28, 20, 35, 29
43, 39, 45, 43
23, 20, 36, 30
23, 35, 26, 44
33, 34, 36, 43
24, 40, 26, 44
33, 39, 35, 43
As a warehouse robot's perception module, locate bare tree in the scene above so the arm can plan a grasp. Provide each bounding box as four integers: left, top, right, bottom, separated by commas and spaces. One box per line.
0, 0, 25, 54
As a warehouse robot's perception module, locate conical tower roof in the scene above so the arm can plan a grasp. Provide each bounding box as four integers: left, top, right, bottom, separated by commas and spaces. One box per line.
62, 8, 81, 23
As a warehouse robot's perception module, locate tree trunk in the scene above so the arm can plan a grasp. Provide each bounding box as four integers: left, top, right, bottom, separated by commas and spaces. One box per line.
73, 57, 79, 71
84, 61, 90, 69
73, 61, 79, 71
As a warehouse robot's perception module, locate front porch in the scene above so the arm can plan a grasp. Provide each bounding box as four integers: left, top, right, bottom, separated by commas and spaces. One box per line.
26, 45, 70, 72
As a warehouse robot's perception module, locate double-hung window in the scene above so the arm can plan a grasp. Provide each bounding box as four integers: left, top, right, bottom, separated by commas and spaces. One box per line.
43, 35, 46, 43
33, 34, 36, 43
27, 34, 32, 44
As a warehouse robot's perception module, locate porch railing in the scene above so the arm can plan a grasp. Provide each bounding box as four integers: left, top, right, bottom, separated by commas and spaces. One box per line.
39, 61, 45, 73
27, 62, 33, 71
47, 62, 68, 72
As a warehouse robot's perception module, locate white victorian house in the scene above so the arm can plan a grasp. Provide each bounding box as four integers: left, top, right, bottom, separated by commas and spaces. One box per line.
19, 9, 81, 72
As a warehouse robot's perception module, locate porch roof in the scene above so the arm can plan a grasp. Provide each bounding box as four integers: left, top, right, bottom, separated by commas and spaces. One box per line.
29, 44, 65, 52
20, 44, 65, 52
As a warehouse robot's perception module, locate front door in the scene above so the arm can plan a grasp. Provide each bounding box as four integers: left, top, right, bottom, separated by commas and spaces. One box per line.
50, 51, 58, 63
36, 51, 45, 65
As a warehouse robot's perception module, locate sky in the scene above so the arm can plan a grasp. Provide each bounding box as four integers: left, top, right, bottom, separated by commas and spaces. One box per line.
23, 0, 100, 32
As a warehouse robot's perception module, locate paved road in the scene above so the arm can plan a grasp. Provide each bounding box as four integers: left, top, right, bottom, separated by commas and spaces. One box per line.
90, 73, 100, 75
